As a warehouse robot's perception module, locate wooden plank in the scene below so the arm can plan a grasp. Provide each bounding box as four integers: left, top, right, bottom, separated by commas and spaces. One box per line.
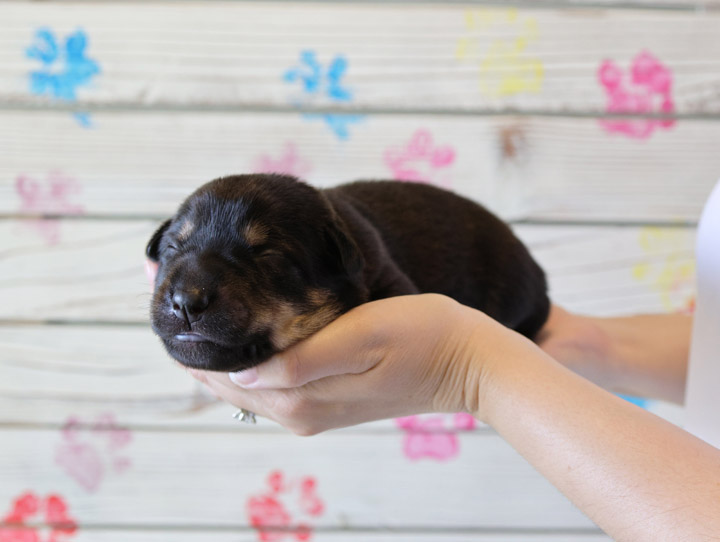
0, 322, 214, 426
0, 221, 690, 428
0, 527, 610, 542
510, 118, 720, 223
0, 219, 694, 323
0, 428, 598, 529
515, 224, 697, 315
2, 3, 720, 115
0, 219, 157, 321
0, 322, 684, 429
572, 0, 719, 4
79, 533, 610, 542
2, 112, 719, 222
572, 0, 718, 4
0, 220, 696, 322
0, 112, 501, 218
570, 0, 720, 4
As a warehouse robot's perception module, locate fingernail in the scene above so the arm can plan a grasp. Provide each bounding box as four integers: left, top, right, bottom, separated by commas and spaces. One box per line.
229, 367, 258, 388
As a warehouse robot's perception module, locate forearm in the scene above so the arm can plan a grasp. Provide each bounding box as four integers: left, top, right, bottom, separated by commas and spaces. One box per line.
476, 329, 720, 541
598, 313, 692, 404
538, 307, 692, 404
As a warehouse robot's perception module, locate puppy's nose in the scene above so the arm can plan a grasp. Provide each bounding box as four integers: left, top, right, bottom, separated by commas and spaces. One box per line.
172, 288, 209, 323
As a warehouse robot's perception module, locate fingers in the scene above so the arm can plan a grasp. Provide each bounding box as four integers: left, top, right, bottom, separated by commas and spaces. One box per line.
227, 332, 378, 391
228, 350, 313, 390
195, 370, 273, 419
184, 295, 471, 434
198, 371, 325, 434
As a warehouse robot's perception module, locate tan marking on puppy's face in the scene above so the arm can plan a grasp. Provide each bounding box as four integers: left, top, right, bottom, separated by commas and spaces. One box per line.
243, 221, 269, 247
178, 220, 195, 242
245, 301, 294, 338
242, 288, 341, 353
272, 289, 342, 351
274, 304, 342, 351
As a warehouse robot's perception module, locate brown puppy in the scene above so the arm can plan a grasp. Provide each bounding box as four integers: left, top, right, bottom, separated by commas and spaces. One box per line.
147, 174, 549, 373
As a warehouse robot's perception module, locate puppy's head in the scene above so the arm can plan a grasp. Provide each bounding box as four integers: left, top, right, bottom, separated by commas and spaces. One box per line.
147, 174, 367, 372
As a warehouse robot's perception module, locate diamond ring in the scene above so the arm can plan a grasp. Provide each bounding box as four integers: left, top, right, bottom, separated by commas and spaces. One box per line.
232, 408, 257, 424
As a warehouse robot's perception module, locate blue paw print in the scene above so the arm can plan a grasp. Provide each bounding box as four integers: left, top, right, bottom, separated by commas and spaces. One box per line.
284, 50, 364, 140
26, 28, 101, 126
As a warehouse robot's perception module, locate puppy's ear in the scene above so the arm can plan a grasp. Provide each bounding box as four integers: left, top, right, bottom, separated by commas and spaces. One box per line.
325, 215, 364, 279
146, 219, 171, 262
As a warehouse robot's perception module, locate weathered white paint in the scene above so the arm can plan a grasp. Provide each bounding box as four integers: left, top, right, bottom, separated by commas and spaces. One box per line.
0, 1, 713, 539
0, 428, 599, 529
3, 112, 718, 222
0, 220, 696, 321
2, 3, 720, 114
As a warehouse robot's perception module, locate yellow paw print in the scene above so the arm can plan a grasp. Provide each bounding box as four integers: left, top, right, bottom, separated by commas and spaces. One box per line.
456, 9, 544, 97
632, 227, 696, 313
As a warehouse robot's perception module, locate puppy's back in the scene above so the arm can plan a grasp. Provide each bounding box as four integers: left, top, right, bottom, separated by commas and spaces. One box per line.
327, 181, 549, 338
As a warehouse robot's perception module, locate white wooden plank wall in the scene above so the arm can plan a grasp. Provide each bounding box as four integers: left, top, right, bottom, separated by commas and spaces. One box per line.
0, 1, 714, 540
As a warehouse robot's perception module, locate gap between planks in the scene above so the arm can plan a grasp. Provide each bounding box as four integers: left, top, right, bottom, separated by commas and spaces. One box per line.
0, 214, 701, 227
5, 102, 720, 120
0, 419, 495, 436
0, 522, 606, 536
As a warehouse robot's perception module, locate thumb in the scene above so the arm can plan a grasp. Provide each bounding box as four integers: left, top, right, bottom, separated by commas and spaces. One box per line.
228, 303, 385, 389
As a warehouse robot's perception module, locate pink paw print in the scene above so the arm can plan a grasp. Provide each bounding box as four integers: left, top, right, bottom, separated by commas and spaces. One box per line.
246, 470, 324, 542
384, 130, 456, 187
0, 491, 77, 542
54, 413, 133, 493
395, 413, 477, 461
251, 143, 313, 178
15, 171, 84, 245
598, 51, 675, 139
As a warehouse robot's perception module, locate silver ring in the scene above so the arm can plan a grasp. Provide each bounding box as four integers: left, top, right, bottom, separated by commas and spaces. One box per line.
232, 408, 257, 424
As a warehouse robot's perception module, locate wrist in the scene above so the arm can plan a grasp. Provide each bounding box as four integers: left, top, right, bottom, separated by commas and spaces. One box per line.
453, 309, 540, 424
427, 300, 494, 417
469, 308, 588, 427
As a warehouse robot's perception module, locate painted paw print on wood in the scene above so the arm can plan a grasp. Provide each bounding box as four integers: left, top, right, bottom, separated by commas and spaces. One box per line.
283, 50, 364, 140
15, 171, 84, 245
456, 9, 544, 97
54, 413, 132, 493
25, 28, 100, 127
384, 130, 456, 188
246, 470, 324, 542
632, 227, 696, 312
251, 143, 314, 178
0, 492, 77, 542
395, 413, 477, 461
598, 51, 676, 139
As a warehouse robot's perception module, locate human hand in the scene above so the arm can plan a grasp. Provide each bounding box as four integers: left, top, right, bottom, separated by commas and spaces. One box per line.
147, 255, 620, 432
187, 293, 517, 434
147, 256, 552, 434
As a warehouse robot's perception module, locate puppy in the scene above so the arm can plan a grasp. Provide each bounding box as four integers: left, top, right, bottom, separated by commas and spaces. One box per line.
147, 174, 549, 373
